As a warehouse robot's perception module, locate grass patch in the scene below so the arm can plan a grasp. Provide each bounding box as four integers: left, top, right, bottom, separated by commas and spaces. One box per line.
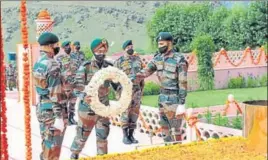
141, 87, 267, 108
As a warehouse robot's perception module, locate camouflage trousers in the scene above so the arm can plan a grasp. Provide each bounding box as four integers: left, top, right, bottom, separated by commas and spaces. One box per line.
62, 89, 77, 114
36, 102, 68, 160
70, 101, 110, 155
6, 76, 15, 90
158, 94, 184, 143
120, 87, 142, 129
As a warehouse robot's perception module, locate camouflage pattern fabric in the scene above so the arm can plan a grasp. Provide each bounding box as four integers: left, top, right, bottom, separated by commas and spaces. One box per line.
70, 57, 113, 155
140, 50, 188, 142
6, 64, 16, 90
56, 53, 80, 115
114, 54, 144, 129
33, 51, 67, 160
70, 50, 85, 68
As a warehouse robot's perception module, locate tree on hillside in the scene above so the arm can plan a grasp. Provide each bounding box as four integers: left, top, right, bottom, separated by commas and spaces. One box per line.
197, 6, 230, 51
223, 5, 248, 50
246, 1, 268, 48
147, 3, 211, 53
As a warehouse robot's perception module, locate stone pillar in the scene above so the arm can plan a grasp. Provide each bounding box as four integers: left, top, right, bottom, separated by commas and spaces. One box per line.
17, 10, 54, 106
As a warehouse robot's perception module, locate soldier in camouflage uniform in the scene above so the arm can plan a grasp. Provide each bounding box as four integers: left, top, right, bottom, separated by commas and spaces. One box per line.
33, 32, 67, 160
114, 40, 144, 144
71, 41, 85, 67
6, 63, 16, 91
55, 41, 79, 125
136, 32, 188, 143
70, 38, 118, 159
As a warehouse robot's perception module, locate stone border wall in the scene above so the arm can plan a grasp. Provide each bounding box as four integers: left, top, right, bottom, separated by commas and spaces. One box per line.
111, 104, 244, 142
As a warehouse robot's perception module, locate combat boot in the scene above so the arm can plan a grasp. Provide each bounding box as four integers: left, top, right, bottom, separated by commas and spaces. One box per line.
68, 112, 78, 126
70, 153, 79, 159
122, 128, 132, 144
128, 128, 139, 143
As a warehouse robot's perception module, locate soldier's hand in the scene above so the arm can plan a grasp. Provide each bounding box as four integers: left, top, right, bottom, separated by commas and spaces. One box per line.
53, 118, 65, 132
84, 95, 92, 104
176, 104, 186, 116
136, 73, 145, 80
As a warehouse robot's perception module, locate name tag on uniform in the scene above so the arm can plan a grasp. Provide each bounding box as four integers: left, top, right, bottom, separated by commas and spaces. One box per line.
156, 61, 164, 70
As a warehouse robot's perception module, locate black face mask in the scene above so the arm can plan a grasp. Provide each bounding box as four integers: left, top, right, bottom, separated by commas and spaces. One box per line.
126, 49, 134, 55
75, 46, 80, 50
94, 53, 105, 62
53, 47, 60, 55
64, 48, 71, 54
158, 46, 168, 54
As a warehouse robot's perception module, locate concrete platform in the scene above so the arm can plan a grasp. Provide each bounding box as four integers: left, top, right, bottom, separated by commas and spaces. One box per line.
4, 91, 164, 160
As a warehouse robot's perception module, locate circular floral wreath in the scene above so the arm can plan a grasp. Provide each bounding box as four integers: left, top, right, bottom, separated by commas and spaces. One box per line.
84, 66, 133, 117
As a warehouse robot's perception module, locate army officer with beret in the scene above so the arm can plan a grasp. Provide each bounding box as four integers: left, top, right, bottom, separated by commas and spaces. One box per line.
33, 32, 67, 160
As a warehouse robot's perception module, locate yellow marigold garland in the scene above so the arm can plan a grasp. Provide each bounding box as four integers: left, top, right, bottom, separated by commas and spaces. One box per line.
80, 137, 266, 160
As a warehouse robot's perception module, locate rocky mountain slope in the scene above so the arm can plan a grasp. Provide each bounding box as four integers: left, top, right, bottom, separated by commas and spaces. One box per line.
1, 1, 184, 54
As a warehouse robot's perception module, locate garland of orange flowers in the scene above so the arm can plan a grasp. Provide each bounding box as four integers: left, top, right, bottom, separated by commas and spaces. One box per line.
213, 47, 264, 67
20, 1, 32, 159
223, 100, 242, 116
0, 12, 9, 160
187, 55, 195, 65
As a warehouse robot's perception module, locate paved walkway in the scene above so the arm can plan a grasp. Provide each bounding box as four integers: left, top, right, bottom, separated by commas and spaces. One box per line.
4, 91, 163, 160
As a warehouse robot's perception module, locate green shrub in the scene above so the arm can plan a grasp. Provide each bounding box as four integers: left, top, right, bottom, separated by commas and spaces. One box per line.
147, 3, 211, 53
191, 34, 215, 91
197, 114, 203, 119
143, 81, 160, 96
246, 1, 268, 48
259, 74, 267, 86
263, 42, 268, 54
204, 109, 212, 124
196, 6, 229, 51
223, 5, 248, 50
231, 115, 242, 130
213, 113, 229, 127
246, 77, 259, 88
228, 76, 246, 88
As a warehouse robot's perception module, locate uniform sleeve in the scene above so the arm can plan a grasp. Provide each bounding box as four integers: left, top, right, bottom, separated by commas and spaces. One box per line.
74, 65, 86, 97
55, 56, 63, 75
80, 51, 85, 61
177, 56, 188, 105
109, 59, 121, 91
138, 58, 145, 91
140, 57, 157, 78
33, 60, 50, 95
113, 59, 120, 69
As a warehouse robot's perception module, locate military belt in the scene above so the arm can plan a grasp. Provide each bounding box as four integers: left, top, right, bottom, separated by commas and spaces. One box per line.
160, 89, 178, 95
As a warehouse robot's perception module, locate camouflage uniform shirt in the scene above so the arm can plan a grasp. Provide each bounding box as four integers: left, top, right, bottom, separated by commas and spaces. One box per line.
141, 50, 188, 105
33, 51, 64, 117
